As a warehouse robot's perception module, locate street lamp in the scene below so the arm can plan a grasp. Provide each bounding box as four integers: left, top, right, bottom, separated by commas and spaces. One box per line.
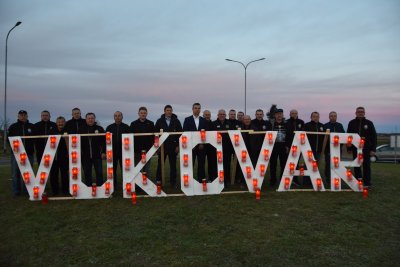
225, 57, 265, 115
3, 21, 22, 153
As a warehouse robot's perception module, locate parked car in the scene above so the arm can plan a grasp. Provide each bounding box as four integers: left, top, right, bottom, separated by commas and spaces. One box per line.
374, 144, 400, 163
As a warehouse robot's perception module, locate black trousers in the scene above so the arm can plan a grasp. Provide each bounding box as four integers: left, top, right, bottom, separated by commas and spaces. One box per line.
193, 145, 206, 182
82, 158, 103, 186
270, 143, 287, 186
50, 159, 69, 195
156, 148, 178, 186
112, 151, 123, 189
353, 149, 372, 186
205, 144, 217, 180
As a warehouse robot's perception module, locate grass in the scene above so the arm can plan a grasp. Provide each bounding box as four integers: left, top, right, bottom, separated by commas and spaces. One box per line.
0, 160, 399, 266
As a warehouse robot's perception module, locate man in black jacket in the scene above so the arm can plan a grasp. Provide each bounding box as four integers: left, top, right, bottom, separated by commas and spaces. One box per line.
106, 111, 131, 188
34, 110, 57, 164
213, 109, 236, 186
130, 107, 155, 176
269, 109, 288, 186
250, 109, 272, 166
8, 110, 35, 196
347, 107, 377, 187
203, 110, 217, 181
79, 113, 106, 186
304, 112, 324, 186
50, 116, 69, 195
323, 111, 345, 182
183, 103, 208, 182
155, 105, 182, 187
65, 107, 86, 134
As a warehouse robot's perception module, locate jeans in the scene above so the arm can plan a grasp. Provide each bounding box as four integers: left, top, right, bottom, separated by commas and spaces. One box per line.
11, 154, 34, 195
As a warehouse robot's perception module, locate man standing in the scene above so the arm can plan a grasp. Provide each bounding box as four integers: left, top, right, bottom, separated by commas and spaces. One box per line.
237, 111, 244, 125
8, 110, 35, 196
323, 111, 345, 183
286, 109, 305, 185
106, 111, 131, 189
155, 105, 182, 187
228, 109, 241, 129
183, 103, 208, 182
130, 107, 155, 176
269, 108, 288, 186
347, 107, 377, 188
235, 114, 253, 184
79, 113, 106, 186
65, 107, 86, 134
34, 110, 57, 164
203, 109, 217, 180
50, 116, 69, 195
250, 109, 271, 166
213, 109, 235, 186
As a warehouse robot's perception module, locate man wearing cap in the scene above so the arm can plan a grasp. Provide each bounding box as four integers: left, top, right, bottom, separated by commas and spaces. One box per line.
347, 107, 377, 188
8, 110, 35, 196
34, 110, 57, 165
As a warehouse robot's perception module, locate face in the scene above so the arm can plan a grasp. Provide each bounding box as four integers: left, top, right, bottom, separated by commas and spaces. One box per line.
138, 109, 147, 120
72, 109, 81, 120
311, 112, 320, 123
203, 110, 211, 121
18, 113, 28, 122
356, 108, 365, 119
41, 112, 50, 122
114, 112, 123, 124
86, 114, 95, 126
218, 110, 226, 121
290, 110, 298, 119
192, 104, 201, 116
275, 112, 283, 122
229, 110, 236, 120
243, 115, 251, 126
164, 108, 172, 118
329, 112, 337, 123
237, 112, 244, 121
255, 111, 264, 120
56, 119, 65, 130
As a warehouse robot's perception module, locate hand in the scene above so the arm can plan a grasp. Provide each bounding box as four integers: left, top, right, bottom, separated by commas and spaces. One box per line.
175, 146, 179, 154
370, 151, 376, 156
199, 144, 204, 150
101, 153, 106, 160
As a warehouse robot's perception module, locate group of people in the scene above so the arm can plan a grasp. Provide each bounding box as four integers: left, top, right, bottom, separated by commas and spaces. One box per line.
7, 104, 377, 196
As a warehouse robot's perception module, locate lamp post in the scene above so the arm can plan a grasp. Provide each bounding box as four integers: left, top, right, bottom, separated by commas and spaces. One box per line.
3, 21, 22, 153
225, 58, 265, 115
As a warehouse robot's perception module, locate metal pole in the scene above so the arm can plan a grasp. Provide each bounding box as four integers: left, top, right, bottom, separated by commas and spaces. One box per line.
225, 58, 265, 115
3, 21, 22, 154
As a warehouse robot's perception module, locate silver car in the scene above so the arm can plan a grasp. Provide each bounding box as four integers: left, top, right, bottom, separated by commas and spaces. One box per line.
375, 144, 400, 163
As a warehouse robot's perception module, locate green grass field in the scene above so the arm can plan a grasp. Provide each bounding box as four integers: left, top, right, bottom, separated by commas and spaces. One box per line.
1, 161, 399, 266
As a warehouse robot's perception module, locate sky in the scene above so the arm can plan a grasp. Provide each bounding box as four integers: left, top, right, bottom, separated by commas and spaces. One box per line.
1, 0, 399, 132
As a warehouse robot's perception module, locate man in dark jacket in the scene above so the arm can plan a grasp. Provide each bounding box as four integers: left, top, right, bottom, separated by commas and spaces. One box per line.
155, 105, 182, 187
203, 110, 217, 181
183, 103, 208, 182
213, 109, 236, 186
79, 113, 106, 186
323, 111, 345, 183
285, 109, 305, 148
304, 111, 324, 186
269, 108, 288, 186
65, 107, 86, 134
130, 107, 155, 176
347, 107, 377, 187
8, 110, 35, 196
34, 110, 57, 164
50, 116, 69, 195
250, 109, 272, 166
106, 111, 131, 188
